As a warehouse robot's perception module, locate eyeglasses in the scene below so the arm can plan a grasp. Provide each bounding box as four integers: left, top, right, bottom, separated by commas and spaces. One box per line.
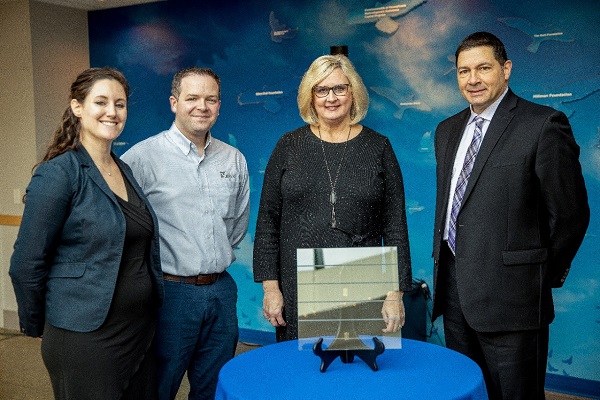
312, 84, 351, 98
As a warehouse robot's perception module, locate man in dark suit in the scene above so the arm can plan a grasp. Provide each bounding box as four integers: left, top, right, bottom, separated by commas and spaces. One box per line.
431, 32, 589, 399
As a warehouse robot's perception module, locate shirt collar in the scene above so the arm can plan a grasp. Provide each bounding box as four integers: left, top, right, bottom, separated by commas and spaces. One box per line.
469, 86, 509, 124
166, 122, 213, 155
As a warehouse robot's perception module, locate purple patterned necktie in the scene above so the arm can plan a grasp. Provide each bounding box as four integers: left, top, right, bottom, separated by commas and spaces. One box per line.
447, 116, 485, 255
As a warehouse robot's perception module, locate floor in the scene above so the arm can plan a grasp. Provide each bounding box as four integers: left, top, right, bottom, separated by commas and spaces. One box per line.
0, 328, 591, 399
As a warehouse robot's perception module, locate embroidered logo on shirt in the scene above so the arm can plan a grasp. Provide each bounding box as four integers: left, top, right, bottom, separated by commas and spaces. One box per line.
220, 171, 234, 178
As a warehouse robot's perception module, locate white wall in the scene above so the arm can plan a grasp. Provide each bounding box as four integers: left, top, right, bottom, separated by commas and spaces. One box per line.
0, 0, 89, 330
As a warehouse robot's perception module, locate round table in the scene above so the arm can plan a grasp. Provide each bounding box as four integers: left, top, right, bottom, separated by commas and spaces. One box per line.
215, 339, 488, 399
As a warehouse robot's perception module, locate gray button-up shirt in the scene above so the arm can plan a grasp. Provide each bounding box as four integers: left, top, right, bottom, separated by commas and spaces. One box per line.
122, 123, 250, 275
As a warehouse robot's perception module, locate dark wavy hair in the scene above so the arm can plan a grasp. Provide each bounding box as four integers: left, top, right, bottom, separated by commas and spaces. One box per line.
455, 32, 508, 66
40, 67, 130, 164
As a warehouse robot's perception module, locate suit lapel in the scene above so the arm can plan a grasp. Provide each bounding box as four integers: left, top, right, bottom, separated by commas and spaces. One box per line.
441, 110, 470, 206
461, 90, 517, 205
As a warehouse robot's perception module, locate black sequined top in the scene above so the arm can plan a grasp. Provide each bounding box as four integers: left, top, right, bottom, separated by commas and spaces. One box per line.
253, 125, 412, 341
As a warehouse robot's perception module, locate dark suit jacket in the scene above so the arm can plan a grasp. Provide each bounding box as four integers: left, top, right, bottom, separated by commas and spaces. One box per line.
10, 146, 164, 338
431, 89, 589, 332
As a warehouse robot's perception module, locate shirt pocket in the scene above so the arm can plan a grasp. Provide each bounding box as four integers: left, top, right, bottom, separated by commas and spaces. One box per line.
212, 179, 242, 219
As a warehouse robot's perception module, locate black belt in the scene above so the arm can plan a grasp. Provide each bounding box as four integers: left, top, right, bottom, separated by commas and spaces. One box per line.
163, 272, 222, 285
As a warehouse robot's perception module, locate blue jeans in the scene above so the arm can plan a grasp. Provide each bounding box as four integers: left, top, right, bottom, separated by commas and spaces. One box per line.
155, 271, 238, 400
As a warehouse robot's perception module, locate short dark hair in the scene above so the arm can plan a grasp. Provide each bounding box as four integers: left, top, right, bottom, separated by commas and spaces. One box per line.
171, 67, 221, 99
455, 32, 508, 66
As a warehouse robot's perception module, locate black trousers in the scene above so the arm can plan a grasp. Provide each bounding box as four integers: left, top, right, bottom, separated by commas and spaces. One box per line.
439, 242, 549, 400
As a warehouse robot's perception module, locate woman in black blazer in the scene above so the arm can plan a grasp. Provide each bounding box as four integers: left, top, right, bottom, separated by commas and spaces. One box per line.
10, 68, 164, 400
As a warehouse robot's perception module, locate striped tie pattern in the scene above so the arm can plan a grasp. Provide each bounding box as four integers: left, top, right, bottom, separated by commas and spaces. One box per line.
447, 116, 484, 255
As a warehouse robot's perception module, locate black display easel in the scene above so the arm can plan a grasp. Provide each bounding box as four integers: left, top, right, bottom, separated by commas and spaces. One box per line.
312, 337, 385, 372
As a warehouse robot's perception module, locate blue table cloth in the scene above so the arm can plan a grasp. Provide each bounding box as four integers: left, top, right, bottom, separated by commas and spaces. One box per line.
216, 338, 488, 400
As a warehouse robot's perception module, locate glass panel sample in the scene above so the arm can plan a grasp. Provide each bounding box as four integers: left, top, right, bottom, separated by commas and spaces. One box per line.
297, 246, 402, 351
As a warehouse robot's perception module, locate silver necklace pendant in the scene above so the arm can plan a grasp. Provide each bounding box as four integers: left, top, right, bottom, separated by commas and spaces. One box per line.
331, 207, 337, 228
317, 124, 351, 230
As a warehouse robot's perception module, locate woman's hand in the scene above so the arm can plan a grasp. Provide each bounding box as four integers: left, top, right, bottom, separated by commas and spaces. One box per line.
381, 291, 405, 333
262, 280, 286, 327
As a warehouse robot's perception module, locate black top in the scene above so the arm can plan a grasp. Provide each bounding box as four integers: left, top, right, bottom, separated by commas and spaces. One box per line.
41, 173, 157, 399
253, 125, 412, 341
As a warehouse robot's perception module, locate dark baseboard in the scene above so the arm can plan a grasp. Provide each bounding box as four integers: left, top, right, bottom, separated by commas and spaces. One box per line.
239, 328, 276, 346
545, 373, 600, 399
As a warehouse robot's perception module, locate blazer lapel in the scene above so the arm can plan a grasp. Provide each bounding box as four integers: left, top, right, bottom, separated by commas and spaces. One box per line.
116, 157, 146, 204
73, 146, 119, 204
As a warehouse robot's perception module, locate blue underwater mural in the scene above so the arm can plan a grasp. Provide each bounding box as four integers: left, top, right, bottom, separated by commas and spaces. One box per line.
89, 0, 600, 388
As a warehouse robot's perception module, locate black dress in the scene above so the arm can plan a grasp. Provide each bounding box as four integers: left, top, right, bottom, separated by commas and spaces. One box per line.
41, 173, 157, 400
253, 125, 412, 342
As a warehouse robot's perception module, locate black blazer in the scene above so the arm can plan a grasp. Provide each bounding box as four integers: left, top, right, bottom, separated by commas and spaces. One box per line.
431, 89, 589, 332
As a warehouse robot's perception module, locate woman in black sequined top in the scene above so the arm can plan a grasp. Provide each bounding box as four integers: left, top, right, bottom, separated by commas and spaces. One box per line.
253, 55, 412, 342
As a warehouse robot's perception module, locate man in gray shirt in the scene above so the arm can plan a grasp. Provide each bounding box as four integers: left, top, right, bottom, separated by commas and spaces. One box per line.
122, 67, 250, 400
